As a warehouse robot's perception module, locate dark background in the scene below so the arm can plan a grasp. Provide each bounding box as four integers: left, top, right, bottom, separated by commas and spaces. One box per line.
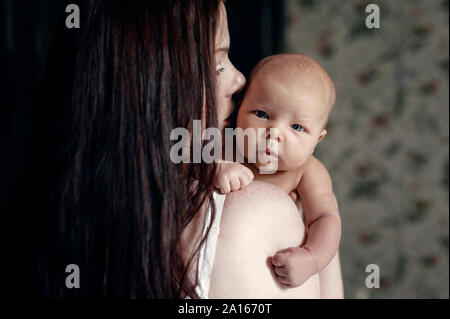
0, 0, 284, 216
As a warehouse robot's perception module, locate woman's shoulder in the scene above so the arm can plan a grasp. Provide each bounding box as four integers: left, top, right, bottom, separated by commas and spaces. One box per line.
222, 180, 299, 221
220, 181, 303, 239
209, 181, 320, 298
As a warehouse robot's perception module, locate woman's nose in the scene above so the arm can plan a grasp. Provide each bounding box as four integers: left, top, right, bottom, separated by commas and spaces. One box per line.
231, 68, 246, 95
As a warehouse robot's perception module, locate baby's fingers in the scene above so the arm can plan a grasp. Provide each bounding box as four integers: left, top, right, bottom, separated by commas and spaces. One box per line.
272, 251, 289, 267
276, 275, 293, 287
273, 266, 287, 277
238, 173, 251, 188
245, 167, 254, 181
229, 175, 241, 192
216, 176, 231, 194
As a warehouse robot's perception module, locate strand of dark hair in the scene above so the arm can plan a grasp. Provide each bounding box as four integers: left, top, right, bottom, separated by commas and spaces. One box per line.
0, 0, 221, 299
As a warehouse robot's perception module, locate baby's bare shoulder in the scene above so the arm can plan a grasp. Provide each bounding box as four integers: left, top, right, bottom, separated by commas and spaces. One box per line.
304, 155, 327, 171
298, 155, 330, 181
298, 156, 333, 193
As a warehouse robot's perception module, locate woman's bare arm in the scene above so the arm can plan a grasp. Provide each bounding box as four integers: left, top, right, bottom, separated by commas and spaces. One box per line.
296, 192, 345, 299
208, 181, 321, 298
318, 250, 344, 298
318, 193, 344, 298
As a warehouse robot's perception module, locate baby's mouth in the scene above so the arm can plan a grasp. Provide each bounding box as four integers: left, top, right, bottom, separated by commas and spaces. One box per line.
258, 149, 278, 162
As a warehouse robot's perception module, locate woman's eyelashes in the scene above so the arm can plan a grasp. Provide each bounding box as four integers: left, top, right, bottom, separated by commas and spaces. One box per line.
216, 53, 229, 75
254, 110, 269, 119
216, 65, 225, 74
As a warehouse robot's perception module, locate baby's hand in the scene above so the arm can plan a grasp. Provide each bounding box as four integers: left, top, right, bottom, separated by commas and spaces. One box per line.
271, 247, 319, 288
214, 162, 254, 194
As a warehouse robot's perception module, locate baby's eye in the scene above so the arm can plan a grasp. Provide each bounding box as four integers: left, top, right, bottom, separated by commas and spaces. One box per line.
255, 110, 269, 119
291, 124, 304, 132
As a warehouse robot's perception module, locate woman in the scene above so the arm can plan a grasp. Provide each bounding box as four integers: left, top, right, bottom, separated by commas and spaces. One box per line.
0, 0, 343, 298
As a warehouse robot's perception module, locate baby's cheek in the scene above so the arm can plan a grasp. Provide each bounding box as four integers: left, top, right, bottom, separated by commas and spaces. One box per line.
236, 114, 256, 159
283, 147, 308, 169
236, 127, 258, 162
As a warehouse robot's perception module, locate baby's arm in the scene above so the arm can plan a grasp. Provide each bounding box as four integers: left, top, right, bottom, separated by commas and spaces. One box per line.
272, 157, 341, 287
214, 161, 254, 194
298, 157, 341, 271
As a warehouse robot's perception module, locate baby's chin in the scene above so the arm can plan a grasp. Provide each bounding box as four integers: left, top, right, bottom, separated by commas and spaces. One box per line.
254, 157, 301, 173
254, 159, 280, 175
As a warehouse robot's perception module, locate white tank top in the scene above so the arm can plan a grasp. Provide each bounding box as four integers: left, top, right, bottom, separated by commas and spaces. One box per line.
187, 192, 226, 299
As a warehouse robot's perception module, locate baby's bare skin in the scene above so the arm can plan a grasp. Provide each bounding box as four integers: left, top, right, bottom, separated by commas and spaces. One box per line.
215, 54, 341, 288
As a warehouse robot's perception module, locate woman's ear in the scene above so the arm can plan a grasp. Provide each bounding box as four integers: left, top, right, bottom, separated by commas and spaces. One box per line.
317, 129, 327, 142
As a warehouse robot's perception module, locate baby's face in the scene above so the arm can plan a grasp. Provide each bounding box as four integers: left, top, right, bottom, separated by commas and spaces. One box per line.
236, 73, 329, 172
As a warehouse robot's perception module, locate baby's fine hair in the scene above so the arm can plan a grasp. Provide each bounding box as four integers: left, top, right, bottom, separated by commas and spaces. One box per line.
249, 53, 336, 122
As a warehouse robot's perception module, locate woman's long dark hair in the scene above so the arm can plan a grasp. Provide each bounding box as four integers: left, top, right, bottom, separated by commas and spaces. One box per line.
1, 0, 222, 298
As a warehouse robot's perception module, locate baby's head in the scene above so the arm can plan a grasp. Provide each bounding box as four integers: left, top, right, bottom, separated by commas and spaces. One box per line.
236, 53, 336, 172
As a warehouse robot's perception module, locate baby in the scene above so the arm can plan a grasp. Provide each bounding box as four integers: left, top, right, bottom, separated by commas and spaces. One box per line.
215, 53, 341, 287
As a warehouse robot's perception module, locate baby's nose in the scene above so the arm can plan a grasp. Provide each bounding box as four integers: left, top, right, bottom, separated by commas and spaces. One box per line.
266, 128, 281, 142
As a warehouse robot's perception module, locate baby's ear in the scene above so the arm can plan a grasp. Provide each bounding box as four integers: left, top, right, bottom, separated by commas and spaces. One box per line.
317, 129, 327, 142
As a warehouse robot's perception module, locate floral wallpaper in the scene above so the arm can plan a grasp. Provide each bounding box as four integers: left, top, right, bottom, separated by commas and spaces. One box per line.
283, 0, 449, 298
